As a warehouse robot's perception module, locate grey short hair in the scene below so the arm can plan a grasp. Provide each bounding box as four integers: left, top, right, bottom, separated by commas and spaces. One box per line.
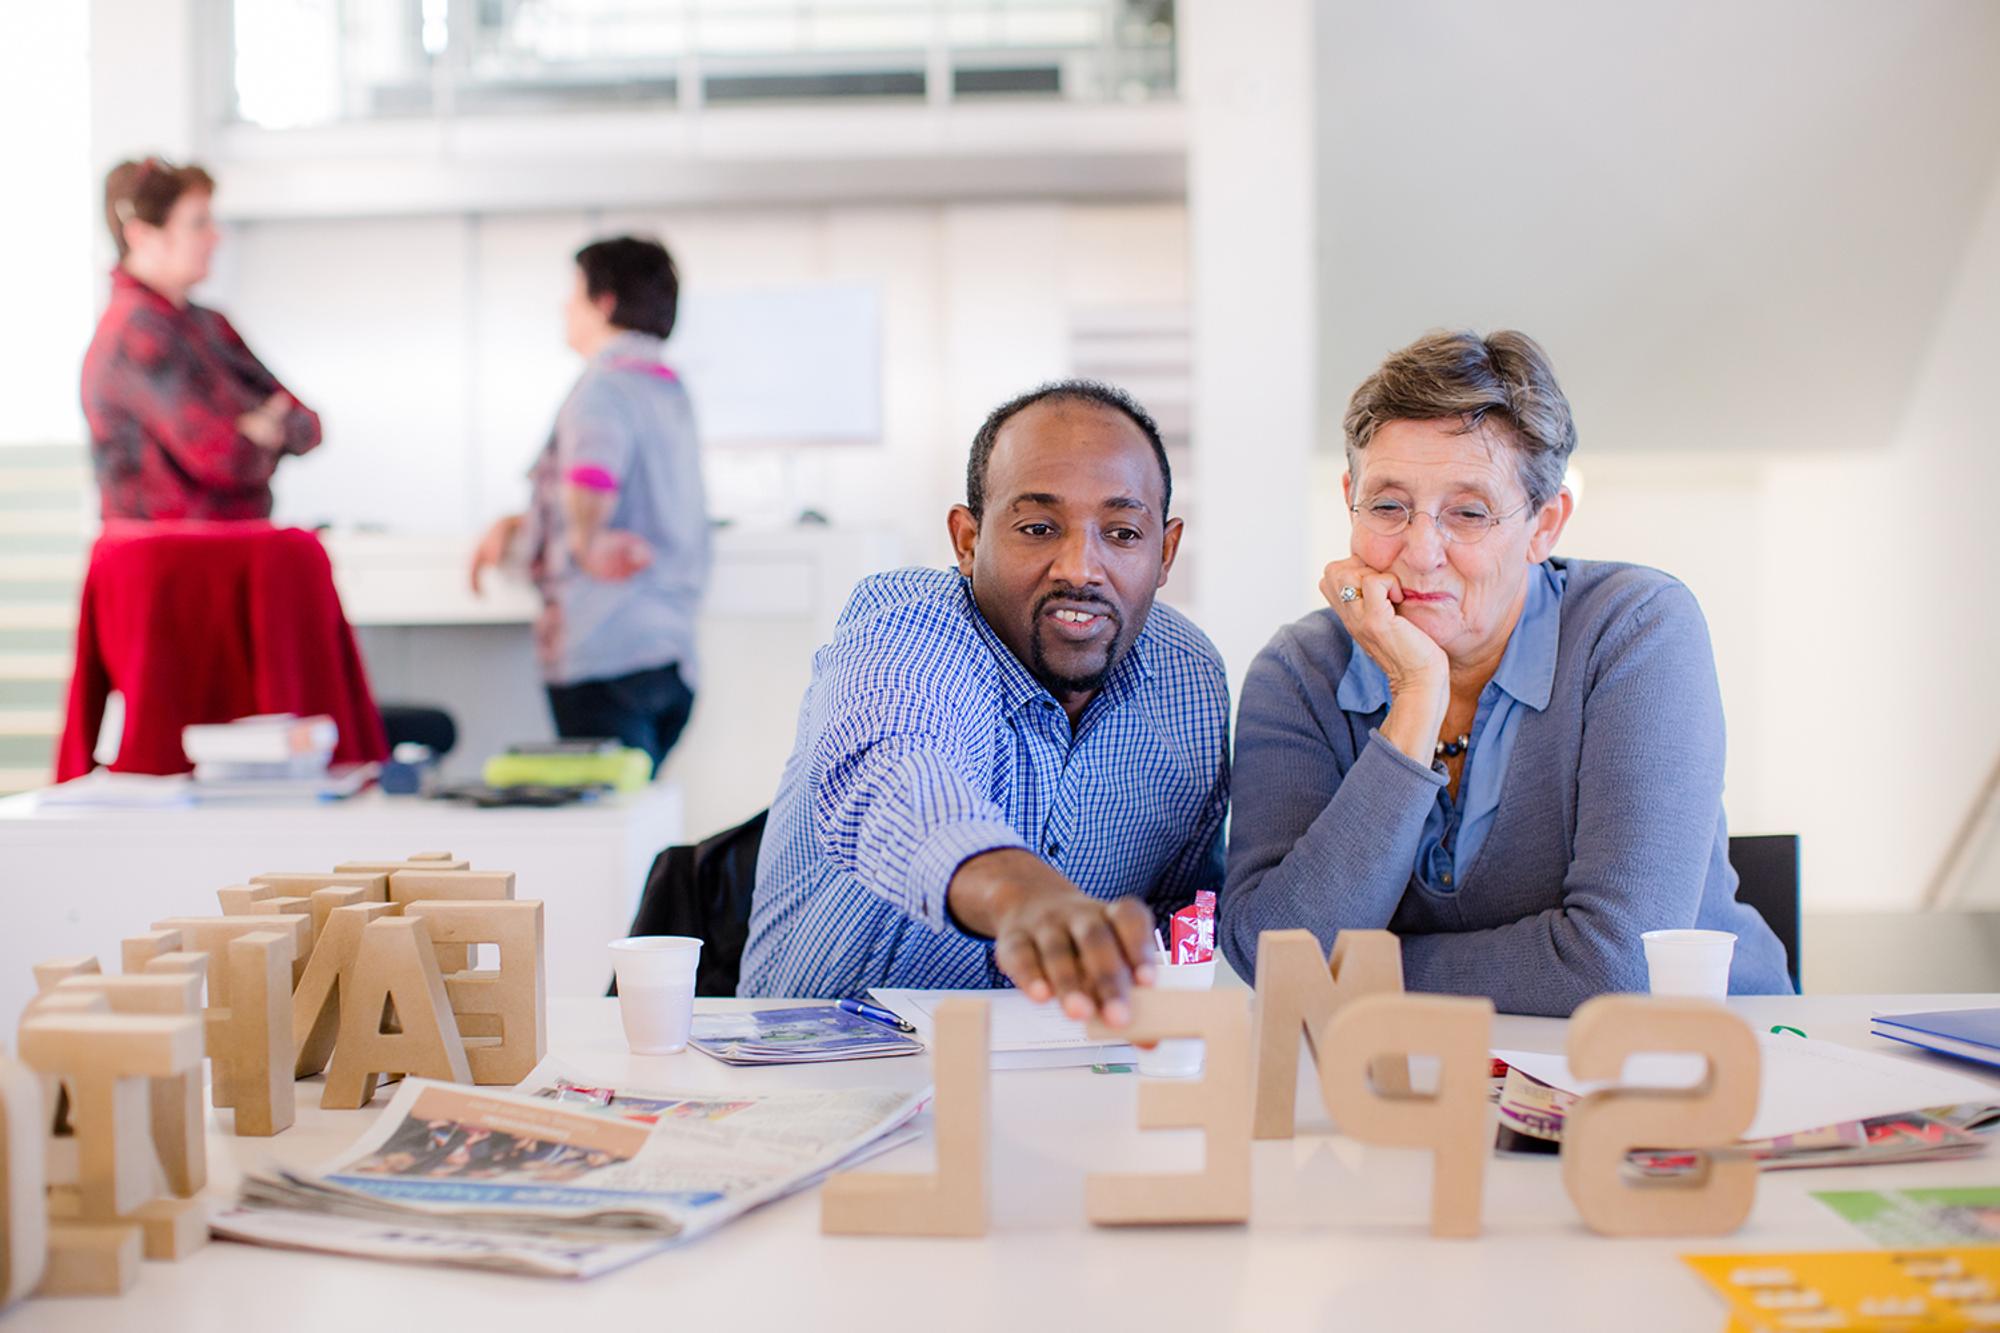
1342, 330, 1577, 508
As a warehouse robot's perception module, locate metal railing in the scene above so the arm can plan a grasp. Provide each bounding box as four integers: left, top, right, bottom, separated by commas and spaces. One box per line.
0, 444, 89, 794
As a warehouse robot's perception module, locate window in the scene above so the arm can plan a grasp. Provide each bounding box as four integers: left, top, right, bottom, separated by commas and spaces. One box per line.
228, 0, 1177, 129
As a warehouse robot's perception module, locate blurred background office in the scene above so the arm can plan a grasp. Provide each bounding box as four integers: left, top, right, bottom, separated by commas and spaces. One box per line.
0, 0, 1995, 938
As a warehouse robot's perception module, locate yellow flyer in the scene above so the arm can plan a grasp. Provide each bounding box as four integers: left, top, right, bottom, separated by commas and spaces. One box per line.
1684, 1248, 2000, 1331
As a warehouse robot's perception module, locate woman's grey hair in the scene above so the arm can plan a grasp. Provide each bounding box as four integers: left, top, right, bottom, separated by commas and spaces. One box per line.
1342, 329, 1577, 508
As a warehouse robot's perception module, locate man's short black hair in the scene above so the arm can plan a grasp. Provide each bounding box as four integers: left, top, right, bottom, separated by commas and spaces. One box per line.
965, 379, 1171, 520
575, 235, 680, 339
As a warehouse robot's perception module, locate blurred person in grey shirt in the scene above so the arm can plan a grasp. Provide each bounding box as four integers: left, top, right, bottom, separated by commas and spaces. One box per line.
473, 236, 711, 773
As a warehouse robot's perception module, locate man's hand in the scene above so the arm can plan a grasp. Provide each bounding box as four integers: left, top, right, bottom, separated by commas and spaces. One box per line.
946, 848, 1156, 1028
574, 528, 653, 582
470, 514, 524, 594
532, 601, 563, 668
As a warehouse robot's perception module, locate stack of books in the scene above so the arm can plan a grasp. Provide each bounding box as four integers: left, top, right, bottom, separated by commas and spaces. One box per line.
181, 714, 371, 801
1872, 1007, 2000, 1072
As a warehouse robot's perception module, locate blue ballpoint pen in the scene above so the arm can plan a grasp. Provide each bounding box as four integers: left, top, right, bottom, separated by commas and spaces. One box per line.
836, 997, 918, 1034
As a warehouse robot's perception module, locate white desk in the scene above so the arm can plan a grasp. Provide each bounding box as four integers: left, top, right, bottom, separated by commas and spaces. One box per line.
0, 784, 682, 1024
18, 992, 2000, 1332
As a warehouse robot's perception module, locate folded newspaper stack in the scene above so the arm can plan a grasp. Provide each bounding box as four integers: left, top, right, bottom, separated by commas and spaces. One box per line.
214, 1061, 926, 1277
1493, 1063, 2000, 1172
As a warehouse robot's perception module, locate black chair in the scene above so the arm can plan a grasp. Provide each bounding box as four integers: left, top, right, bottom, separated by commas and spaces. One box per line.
1729, 833, 1801, 991
615, 809, 769, 997
378, 703, 458, 757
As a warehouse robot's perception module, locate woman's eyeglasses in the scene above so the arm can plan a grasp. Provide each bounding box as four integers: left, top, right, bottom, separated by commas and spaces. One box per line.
1349, 497, 1533, 545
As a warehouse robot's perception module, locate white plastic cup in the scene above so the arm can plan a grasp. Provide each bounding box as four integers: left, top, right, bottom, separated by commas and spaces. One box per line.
1135, 957, 1218, 1078
609, 935, 703, 1054
1641, 929, 1736, 1000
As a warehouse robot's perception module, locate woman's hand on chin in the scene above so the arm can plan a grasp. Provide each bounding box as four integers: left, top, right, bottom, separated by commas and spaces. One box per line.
1322, 556, 1449, 765
1321, 556, 1447, 693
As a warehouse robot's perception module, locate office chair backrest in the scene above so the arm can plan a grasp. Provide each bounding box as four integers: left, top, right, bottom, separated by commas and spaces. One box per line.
619, 808, 769, 997
1728, 833, 1801, 991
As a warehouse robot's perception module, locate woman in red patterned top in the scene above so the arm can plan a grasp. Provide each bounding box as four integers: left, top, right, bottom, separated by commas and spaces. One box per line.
81, 157, 321, 520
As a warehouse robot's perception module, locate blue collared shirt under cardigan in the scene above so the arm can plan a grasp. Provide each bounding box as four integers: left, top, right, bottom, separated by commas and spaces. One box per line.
1220, 557, 1792, 1016
741, 567, 1232, 998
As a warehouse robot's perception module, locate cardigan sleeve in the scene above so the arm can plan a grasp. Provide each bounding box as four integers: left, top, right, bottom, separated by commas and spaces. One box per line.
94, 306, 280, 495
1399, 581, 1728, 1015
1218, 629, 1445, 978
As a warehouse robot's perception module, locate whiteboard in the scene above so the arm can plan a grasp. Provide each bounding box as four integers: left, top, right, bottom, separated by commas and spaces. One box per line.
667, 281, 883, 446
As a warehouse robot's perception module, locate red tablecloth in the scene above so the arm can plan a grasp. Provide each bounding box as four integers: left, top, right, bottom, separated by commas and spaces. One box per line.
56, 520, 388, 780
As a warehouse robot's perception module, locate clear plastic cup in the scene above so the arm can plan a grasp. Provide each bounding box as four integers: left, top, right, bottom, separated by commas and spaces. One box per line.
1641, 929, 1736, 1000
1135, 956, 1217, 1077
609, 935, 703, 1054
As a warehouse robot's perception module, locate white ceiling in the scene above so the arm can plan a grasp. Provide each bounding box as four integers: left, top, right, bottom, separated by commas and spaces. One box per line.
1314, 0, 2000, 455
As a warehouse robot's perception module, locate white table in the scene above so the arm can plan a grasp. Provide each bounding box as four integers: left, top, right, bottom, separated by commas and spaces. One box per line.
0, 784, 682, 1024
18, 992, 2000, 1332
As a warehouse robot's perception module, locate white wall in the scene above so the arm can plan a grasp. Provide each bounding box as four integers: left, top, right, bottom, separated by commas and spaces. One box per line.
0, 6, 92, 447
1314, 0, 2000, 464
211, 201, 1190, 580
1754, 156, 2000, 910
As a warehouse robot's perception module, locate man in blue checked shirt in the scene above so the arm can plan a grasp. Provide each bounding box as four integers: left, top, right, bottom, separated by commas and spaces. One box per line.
740, 380, 1231, 1027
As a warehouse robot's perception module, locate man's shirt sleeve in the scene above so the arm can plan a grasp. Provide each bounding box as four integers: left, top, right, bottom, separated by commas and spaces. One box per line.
556, 376, 638, 492
804, 598, 1029, 931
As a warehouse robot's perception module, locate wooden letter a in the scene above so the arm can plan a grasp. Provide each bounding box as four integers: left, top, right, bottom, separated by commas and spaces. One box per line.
320, 917, 471, 1110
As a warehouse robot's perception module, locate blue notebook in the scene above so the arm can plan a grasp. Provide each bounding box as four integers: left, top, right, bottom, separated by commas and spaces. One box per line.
1871, 1007, 2000, 1072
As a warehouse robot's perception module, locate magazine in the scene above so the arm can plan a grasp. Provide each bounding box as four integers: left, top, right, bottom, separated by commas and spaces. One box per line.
688, 1005, 926, 1065
1492, 1062, 1997, 1173
213, 1060, 927, 1277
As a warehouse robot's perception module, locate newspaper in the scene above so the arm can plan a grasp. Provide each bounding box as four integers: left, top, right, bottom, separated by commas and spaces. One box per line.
213, 1060, 927, 1277
1492, 1062, 1998, 1173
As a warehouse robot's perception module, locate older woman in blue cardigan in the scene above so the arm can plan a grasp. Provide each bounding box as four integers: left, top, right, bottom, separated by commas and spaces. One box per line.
1220, 329, 1791, 1016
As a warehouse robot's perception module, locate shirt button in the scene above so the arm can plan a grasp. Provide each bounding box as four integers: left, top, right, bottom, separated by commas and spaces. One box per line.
1045, 842, 1060, 858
